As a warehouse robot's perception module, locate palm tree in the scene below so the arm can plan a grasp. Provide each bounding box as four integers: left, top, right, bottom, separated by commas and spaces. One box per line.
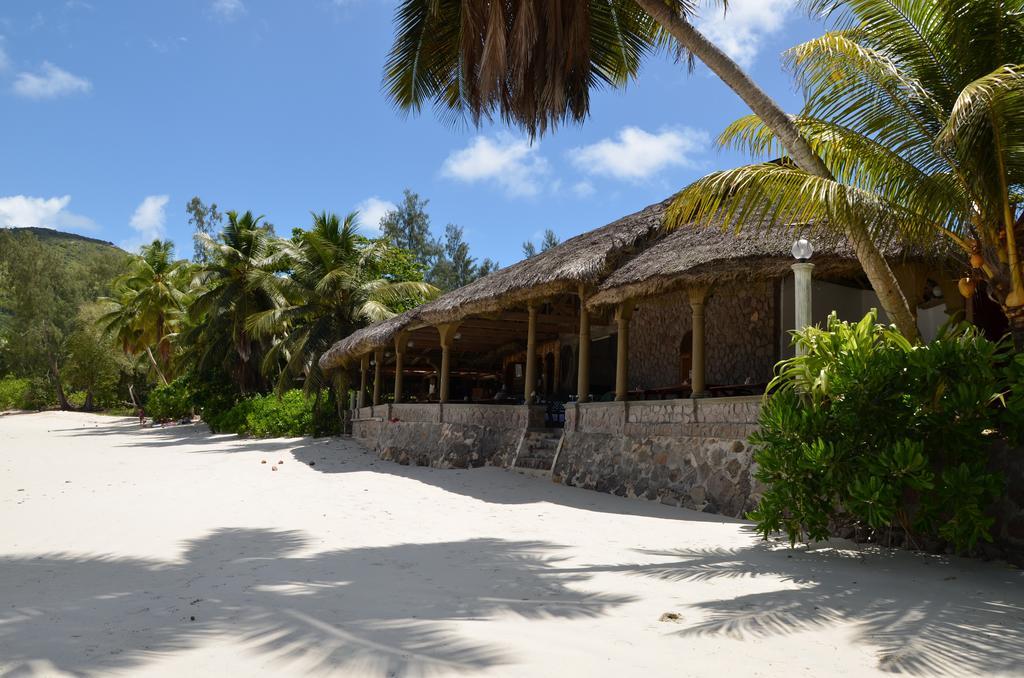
668, 0, 1024, 347
99, 240, 188, 385
247, 211, 438, 403
383, 0, 919, 338
188, 211, 286, 394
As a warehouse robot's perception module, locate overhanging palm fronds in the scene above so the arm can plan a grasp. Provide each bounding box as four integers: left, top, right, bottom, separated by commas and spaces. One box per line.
674, 0, 1024, 346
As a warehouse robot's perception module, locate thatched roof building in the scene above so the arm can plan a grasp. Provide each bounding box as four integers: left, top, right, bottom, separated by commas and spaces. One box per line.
320, 194, 952, 406
319, 200, 666, 371
587, 223, 878, 308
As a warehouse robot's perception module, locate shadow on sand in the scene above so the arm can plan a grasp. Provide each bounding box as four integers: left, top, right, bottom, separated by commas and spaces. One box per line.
578, 542, 1024, 676
49, 417, 742, 524
0, 529, 632, 676
37, 416, 1024, 676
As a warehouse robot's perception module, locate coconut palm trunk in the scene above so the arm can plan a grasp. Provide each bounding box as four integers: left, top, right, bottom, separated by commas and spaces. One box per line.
633, 0, 919, 340
144, 345, 170, 386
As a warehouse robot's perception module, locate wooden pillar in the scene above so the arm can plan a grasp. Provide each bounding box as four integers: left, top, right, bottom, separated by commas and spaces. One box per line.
372, 350, 383, 406
577, 300, 591, 403
357, 354, 369, 408
614, 301, 633, 401
437, 323, 460, 403
689, 287, 710, 397
552, 344, 561, 394
393, 332, 407, 403
524, 303, 538, 404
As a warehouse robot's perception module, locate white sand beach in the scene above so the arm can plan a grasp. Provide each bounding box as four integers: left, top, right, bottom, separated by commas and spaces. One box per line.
1, 411, 1022, 677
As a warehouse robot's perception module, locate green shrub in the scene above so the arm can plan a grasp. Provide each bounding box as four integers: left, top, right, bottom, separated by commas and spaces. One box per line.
0, 376, 31, 410
206, 397, 253, 434
207, 390, 315, 437
22, 377, 57, 410
146, 378, 197, 422
66, 390, 88, 409
749, 311, 1023, 554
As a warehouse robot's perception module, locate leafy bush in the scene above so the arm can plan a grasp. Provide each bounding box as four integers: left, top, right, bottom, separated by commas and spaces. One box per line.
146, 378, 197, 422
22, 377, 57, 410
66, 390, 88, 409
0, 376, 31, 410
208, 390, 314, 438
749, 311, 1023, 554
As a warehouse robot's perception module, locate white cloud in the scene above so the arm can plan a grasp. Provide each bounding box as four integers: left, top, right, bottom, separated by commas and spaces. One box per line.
0, 194, 96, 230
211, 0, 246, 20
0, 38, 10, 72
125, 195, 169, 249
569, 126, 709, 181
571, 181, 595, 198
354, 196, 396, 234
695, 0, 796, 68
442, 135, 548, 197
13, 62, 91, 99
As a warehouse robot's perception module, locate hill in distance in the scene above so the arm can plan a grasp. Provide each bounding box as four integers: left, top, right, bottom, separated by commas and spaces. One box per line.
0, 227, 134, 309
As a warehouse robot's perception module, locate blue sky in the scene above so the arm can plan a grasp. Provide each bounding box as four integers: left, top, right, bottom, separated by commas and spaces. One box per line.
0, 0, 823, 263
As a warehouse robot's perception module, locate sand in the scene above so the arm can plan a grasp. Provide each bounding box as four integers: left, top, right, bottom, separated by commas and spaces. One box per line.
1, 411, 1022, 677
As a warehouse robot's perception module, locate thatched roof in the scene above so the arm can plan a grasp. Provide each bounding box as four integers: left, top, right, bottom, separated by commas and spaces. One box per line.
414, 199, 667, 325
319, 200, 667, 371
587, 221, 932, 308
318, 307, 422, 370
319, 194, 944, 371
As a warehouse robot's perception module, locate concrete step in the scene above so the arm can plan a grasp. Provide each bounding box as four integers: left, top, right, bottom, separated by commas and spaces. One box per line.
513, 431, 563, 472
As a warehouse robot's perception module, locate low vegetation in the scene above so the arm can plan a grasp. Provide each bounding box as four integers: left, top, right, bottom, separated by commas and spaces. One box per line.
750, 312, 1024, 554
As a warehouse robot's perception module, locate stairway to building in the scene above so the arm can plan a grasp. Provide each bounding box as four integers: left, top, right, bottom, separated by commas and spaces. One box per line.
513, 429, 563, 472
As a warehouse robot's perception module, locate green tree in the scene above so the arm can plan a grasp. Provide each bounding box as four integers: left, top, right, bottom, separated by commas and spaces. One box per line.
187, 211, 286, 394
0, 231, 76, 408
477, 257, 500, 277
522, 228, 560, 259
379, 189, 442, 272
65, 303, 129, 410
186, 196, 223, 263
248, 211, 437, 403
384, 0, 918, 337
670, 0, 1024, 347
100, 240, 189, 385
430, 224, 479, 290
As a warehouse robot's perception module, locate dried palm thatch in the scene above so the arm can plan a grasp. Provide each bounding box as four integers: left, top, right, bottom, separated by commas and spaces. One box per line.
586, 221, 879, 307
319, 200, 667, 371
318, 308, 423, 371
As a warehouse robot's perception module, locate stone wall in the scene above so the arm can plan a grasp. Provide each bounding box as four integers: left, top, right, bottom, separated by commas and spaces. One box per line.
555, 397, 763, 518
628, 281, 777, 389
350, 403, 532, 469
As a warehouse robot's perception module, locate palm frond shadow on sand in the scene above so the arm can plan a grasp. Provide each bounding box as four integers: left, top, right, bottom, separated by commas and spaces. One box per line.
0, 529, 633, 677
581, 543, 1024, 676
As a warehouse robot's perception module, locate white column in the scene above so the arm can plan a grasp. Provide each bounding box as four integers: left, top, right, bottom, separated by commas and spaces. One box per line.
792, 262, 815, 355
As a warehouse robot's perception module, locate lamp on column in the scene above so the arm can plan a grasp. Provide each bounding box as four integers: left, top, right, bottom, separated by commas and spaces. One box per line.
791, 238, 815, 355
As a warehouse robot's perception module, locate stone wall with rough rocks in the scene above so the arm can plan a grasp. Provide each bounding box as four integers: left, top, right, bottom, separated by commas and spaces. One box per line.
350, 403, 540, 469
555, 397, 763, 518
628, 281, 777, 390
